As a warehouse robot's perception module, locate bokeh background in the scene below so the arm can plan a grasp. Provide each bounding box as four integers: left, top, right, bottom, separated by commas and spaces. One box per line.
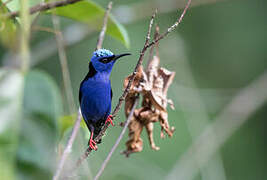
0, 0, 267, 179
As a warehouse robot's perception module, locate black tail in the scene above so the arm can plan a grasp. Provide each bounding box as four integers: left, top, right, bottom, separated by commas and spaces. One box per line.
93, 126, 102, 144
92, 120, 105, 144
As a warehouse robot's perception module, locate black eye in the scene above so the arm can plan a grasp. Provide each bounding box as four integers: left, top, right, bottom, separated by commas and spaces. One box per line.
100, 58, 109, 63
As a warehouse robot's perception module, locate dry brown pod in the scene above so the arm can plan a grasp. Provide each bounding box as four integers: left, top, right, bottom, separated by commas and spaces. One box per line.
122, 55, 176, 157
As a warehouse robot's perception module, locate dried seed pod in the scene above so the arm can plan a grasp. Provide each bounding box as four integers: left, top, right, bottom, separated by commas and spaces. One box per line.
123, 41, 176, 157
124, 66, 147, 117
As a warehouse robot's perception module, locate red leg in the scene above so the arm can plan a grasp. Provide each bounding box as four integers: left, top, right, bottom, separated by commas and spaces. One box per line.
89, 131, 97, 150
105, 115, 114, 126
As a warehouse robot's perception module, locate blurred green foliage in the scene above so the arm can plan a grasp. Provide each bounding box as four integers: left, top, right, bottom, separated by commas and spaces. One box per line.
0, 1, 17, 49
0, 0, 267, 180
47, 0, 130, 48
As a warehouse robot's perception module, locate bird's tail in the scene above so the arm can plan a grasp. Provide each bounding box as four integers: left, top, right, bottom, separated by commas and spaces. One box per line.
93, 124, 103, 144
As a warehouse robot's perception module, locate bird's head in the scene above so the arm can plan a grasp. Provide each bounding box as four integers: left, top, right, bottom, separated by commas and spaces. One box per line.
90, 49, 131, 73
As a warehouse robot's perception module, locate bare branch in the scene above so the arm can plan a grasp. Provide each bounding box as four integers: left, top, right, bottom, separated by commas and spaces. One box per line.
145, 0, 191, 50
4, 0, 83, 19
112, 9, 157, 117
96, 2, 113, 50
74, 0, 192, 170
73, 10, 157, 169
53, 109, 82, 180
94, 96, 139, 180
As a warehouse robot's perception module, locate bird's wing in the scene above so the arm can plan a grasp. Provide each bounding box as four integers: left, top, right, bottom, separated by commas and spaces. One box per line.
110, 88, 113, 100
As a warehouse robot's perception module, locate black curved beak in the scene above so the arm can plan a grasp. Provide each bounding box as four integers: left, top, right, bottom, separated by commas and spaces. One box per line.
113, 53, 131, 61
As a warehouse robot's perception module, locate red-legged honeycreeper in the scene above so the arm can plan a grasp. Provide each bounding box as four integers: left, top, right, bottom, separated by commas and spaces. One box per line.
79, 49, 131, 150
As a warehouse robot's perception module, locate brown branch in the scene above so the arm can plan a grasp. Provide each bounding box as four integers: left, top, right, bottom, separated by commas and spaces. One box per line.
94, 96, 139, 180
53, 109, 82, 180
73, 10, 157, 170
145, 0, 191, 50
112, 9, 157, 117
74, 0, 191, 171
4, 0, 83, 19
95, 2, 112, 50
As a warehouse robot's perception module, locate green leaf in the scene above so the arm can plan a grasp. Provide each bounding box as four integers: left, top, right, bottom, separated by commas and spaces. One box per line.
0, 1, 17, 49
0, 69, 24, 180
47, 0, 130, 48
16, 70, 63, 179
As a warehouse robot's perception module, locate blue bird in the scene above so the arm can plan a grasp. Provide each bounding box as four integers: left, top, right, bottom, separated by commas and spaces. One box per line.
79, 49, 131, 150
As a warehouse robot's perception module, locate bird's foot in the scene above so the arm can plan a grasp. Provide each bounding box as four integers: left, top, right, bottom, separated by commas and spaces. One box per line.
89, 139, 98, 151
105, 115, 114, 126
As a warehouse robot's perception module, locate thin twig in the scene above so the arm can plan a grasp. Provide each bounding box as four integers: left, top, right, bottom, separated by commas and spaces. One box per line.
74, 10, 158, 169
94, 96, 139, 180
52, 14, 76, 114
4, 0, 83, 19
145, 0, 191, 51
166, 71, 267, 180
53, 109, 82, 180
96, 2, 112, 50
112, 9, 157, 117
74, 0, 192, 169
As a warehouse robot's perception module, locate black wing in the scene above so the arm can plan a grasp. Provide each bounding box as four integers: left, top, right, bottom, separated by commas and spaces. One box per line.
110, 88, 113, 100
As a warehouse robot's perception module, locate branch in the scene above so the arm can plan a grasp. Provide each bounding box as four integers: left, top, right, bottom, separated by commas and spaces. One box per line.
73, 10, 158, 170
94, 96, 139, 180
73, 0, 191, 173
112, 9, 157, 117
166, 71, 267, 180
95, 2, 112, 50
5, 0, 83, 19
145, 0, 191, 50
74, 0, 192, 170
53, 109, 82, 180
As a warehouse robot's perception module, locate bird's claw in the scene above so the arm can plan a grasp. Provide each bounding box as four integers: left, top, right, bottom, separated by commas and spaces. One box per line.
89, 139, 98, 150
105, 115, 114, 126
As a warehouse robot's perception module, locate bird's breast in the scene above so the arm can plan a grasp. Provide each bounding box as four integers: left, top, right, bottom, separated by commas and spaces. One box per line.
80, 79, 111, 123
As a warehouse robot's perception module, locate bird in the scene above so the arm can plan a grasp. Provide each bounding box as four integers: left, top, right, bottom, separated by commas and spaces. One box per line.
79, 49, 131, 150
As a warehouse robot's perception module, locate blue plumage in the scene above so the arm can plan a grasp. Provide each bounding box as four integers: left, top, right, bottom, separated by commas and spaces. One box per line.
79, 49, 130, 150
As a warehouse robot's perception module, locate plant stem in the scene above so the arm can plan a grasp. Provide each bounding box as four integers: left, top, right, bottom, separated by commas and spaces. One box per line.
20, 0, 30, 73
